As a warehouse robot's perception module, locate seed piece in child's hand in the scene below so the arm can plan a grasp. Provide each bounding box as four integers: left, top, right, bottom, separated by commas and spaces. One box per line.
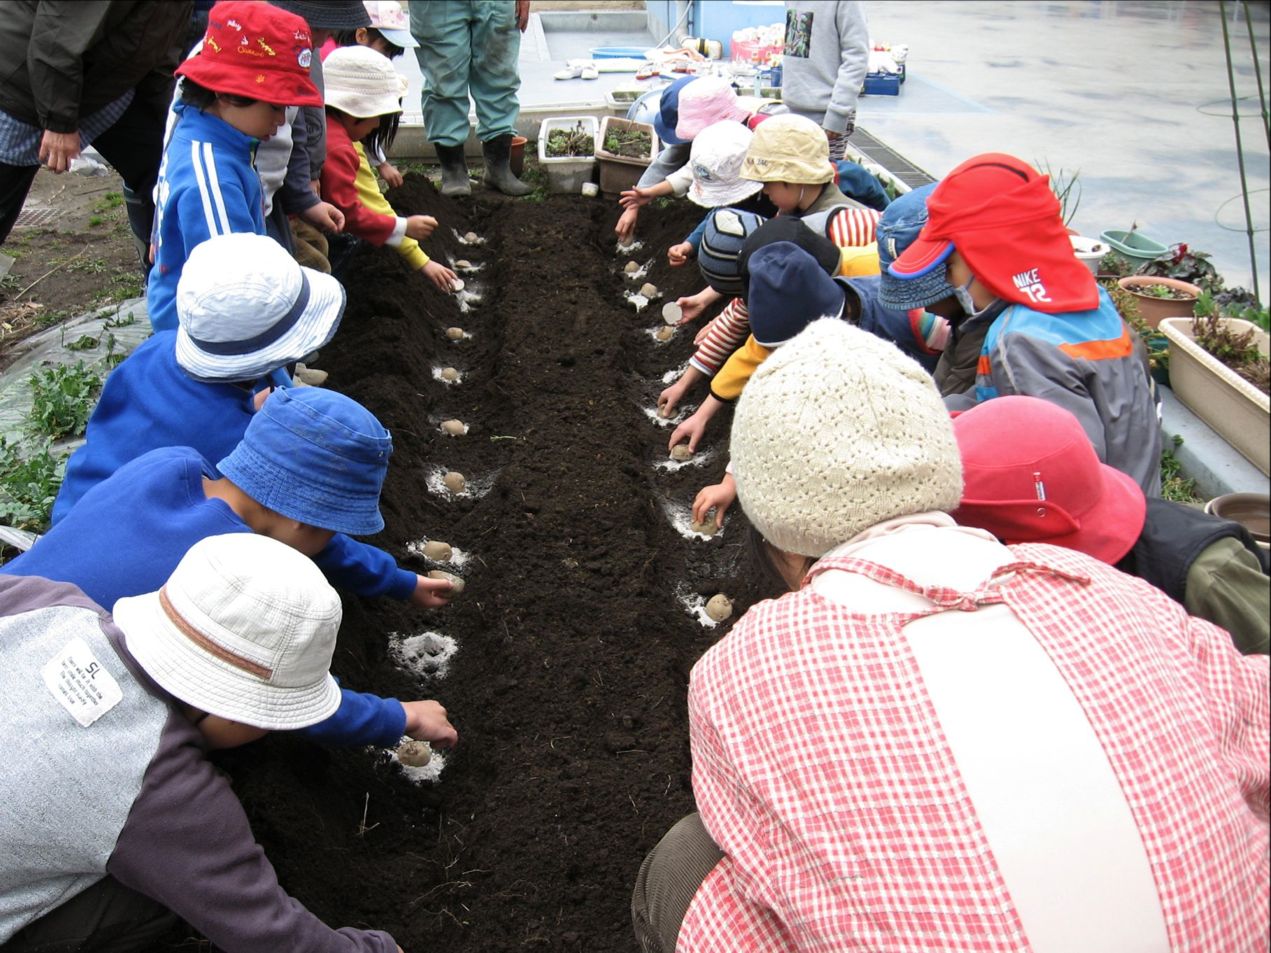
440, 419, 466, 436
450, 277, 465, 293
624, 260, 641, 274
661, 301, 682, 325
654, 325, 674, 342
691, 518, 718, 537
669, 444, 693, 462
443, 471, 466, 494
639, 282, 659, 299
397, 739, 432, 767
659, 404, 674, 419
705, 593, 733, 622
422, 540, 452, 561
446, 327, 465, 340
428, 569, 465, 594
440, 367, 460, 382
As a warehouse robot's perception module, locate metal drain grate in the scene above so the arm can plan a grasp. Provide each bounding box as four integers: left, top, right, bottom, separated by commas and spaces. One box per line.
851, 128, 937, 190
14, 205, 61, 229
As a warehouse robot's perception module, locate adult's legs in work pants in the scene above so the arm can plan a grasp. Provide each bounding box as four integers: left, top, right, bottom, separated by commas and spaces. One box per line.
411, 0, 523, 149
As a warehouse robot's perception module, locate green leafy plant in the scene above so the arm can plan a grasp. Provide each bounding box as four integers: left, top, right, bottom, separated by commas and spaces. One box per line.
27, 361, 101, 438
1191, 313, 1270, 394
0, 436, 65, 531
1135, 281, 1195, 300
602, 127, 652, 159
544, 123, 593, 158
1139, 242, 1222, 293
1097, 249, 1138, 278
1159, 435, 1200, 504
1036, 160, 1081, 226
1106, 279, 1169, 378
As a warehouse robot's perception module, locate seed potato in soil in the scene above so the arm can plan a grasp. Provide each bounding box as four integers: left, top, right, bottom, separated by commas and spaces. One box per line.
214, 178, 778, 952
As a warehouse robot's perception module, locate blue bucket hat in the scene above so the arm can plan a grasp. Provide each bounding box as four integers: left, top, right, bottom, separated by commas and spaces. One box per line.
218, 388, 392, 536
747, 242, 846, 347
877, 183, 956, 311
834, 160, 891, 212
739, 217, 840, 302
699, 207, 767, 295
652, 76, 699, 146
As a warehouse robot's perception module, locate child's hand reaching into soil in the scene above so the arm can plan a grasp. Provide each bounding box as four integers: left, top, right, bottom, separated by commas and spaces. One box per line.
411, 572, 454, 608
300, 201, 345, 233
667, 242, 694, 267
676, 286, 723, 323
378, 161, 404, 189
614, 206, 639, 244
693, 472, 737, 529
405, 214, 438, 241
669, 395, 722, 453
401, 699, 458, 749
619, 186, 656, 210
659, 366, 704, 418
422, 260, 460, 293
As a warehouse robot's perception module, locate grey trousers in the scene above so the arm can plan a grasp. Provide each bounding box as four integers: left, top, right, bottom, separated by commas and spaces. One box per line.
631, 813, 725, 953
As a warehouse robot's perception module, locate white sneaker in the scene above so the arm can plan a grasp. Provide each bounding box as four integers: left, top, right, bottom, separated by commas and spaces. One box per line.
580, 64, 599, 80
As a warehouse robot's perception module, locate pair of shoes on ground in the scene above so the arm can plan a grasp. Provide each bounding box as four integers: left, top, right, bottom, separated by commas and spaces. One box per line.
554, 59, 598, 81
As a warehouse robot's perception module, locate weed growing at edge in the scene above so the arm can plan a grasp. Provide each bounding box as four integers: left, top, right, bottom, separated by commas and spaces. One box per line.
27, 361, 101, 438
1160, 435, 1200, 504
0, 436, 65, 532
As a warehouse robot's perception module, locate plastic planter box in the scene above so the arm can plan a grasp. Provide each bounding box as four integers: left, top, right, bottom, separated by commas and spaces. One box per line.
1100, 228, 1167, 264
537, 116, 598, 194
595, 116, 658, 196
605, 87, 644, 117
1160, 316, 1270, 475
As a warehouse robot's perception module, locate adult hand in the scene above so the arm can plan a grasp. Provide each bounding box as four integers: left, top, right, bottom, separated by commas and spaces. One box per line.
301, 201, 344, 233
693, 472, 737, 528
422, 259, 460, 293
411, 572, 453, 608
378, 161, 404, 189
619, 186, 655, 210
405, 214, 438, 241
401, 700, 458, 748
38, 130, 80, 173
667, 242, 693, 267
614, 206, 639, 244
515, 0, 531, 31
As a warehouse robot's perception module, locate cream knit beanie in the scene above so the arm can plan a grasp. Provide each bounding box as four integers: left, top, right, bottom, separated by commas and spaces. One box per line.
731, 319, 963, 556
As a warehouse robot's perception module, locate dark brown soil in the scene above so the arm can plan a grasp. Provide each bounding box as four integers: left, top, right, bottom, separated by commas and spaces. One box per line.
215, 178, 776, 952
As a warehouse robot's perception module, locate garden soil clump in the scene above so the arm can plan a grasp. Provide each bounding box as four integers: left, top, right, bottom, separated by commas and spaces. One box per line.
216, 177, 776, 951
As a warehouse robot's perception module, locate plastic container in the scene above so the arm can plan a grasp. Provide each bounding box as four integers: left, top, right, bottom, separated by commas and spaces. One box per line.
1117, 275, 1200, 329
1069, 234, 1107, 275
605, 87, 645, 117
730, 26, 783, 65
1160, 316, 1270, 475
537, 116, 598, 194
590, 46, 649, 59
1204, 492, 1270, 550
594, 116, 658, 196
1099, 228, 1168, 264
863, 71, 901, 96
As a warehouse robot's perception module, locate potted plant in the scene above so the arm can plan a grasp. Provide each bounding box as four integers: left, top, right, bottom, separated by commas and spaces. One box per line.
1099, 222, 1168, 265
1069, 235, 1106, 275
594, 116, 658, 196
1117, 275, 1201, 328
1097, 249, 1140, 281
1105, 279, 1170, 386
536, 116, 598, 193
1160, 302, 1269, 475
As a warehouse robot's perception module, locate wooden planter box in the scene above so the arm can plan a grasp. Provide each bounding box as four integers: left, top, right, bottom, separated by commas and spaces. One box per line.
1160, 317, 1270, 475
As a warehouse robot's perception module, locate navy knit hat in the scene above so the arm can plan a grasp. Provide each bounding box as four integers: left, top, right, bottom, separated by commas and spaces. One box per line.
699, 207, 767, 296
747, 243, 846, 347
218, 388, 392, 536
739, 217, 840, 302
653, 76, 698, 146
269, 0, 370, 30
877, 183, 956, 311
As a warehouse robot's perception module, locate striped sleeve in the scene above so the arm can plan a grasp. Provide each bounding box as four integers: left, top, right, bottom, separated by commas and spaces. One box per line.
690, 298, 751, 376
826, 206, 880, 247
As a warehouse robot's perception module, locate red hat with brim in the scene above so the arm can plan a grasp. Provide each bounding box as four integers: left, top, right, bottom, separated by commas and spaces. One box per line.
951, 395, 1146, 564
890, 153, 1098, 314
176, 1, 322, 108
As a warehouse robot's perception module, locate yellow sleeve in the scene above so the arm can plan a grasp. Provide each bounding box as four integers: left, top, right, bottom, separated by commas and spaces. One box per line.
353, 143, 430, 270
837, 242, 880, 277
710, 335, 772, 402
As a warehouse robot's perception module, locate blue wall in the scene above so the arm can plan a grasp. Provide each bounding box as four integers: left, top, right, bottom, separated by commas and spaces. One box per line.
647, 0, 786, 57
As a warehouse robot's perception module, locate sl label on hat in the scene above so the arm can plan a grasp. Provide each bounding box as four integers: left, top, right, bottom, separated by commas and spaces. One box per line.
41, 637, 124, 727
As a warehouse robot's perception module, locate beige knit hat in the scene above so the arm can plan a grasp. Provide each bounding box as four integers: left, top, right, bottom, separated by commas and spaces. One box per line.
731, 319, 963, 556
740, 113, 834, 185
324, 45, 408, 119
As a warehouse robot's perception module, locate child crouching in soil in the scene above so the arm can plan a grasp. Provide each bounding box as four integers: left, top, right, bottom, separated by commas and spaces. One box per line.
0, 534, 422, 952
321, 45, 459, 292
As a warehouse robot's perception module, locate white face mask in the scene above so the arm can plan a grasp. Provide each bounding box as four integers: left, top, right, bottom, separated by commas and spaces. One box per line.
952, 275, 993, 319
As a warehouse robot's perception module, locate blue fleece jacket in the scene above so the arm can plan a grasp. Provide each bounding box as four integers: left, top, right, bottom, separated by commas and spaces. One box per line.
839, 274, 941, 372
3, 447, 411, 746
51, 332, 255, 524
147, 104, 266, 333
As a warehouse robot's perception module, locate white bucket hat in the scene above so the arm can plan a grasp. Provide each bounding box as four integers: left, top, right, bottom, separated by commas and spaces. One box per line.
174, 233, 345, 383
113, 534, 343, 731
363, 0, 418, 48
324, 44, 409, 118
687, 120, 763, 208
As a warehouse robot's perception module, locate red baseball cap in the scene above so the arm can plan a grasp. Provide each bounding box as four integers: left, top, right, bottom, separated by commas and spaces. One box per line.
176, 1, 321, 107
889, 153, 1098, 314
951, 395, 1146, 564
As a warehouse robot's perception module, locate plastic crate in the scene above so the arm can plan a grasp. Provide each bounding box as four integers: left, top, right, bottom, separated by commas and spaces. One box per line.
605, 87, 645, 117
595, 116, 658, 196
862, 71, 901, 96
537, 116, 598, 194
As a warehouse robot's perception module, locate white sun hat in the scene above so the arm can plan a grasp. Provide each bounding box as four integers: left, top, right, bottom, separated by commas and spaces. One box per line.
113, 534, 344, 731
324, 44, 409, 118
687, 120, 763, 208
174, 233, 345, 383
363, 0, 418, 48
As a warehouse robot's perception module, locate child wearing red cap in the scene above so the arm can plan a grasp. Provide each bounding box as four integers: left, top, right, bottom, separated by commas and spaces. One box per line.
147, 1, 323, 334
889, 152, 1162, 495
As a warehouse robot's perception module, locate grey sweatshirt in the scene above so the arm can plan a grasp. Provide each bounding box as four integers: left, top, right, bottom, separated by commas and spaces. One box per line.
780, 0, 870, 133
0, 576, 396, 953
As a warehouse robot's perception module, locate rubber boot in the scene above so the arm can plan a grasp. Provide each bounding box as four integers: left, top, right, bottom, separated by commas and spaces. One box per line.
434, 143, 471, 197
482, 135, 533, 196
